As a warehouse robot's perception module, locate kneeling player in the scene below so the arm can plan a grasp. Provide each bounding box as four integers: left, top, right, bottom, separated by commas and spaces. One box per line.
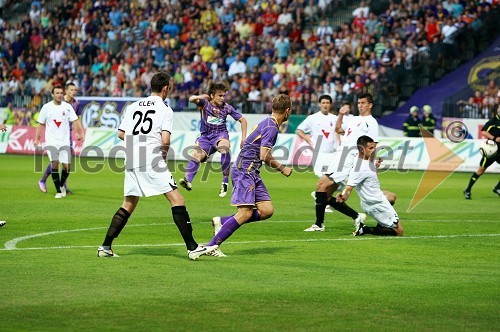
337, 135, 403, 236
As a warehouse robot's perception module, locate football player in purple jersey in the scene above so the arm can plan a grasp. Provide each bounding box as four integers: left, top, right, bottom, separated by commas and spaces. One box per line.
205, 94, 292, 257
179, 82, 247, 198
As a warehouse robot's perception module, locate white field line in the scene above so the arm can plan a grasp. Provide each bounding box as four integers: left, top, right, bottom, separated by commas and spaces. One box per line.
2, 222, 499, 251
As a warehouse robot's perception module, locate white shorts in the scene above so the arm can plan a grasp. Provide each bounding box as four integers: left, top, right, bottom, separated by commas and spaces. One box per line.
46, 145, 71, 164
124, 160, 177, 197
325, 149, 358, 184
362, 201, 399, 228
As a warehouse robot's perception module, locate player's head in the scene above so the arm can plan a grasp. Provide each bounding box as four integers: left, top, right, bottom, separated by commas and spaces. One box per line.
357, 93, 373, 116
51, 85, 64, 103
207, 81, 227, 106
150, 71, 170, 98
272, 94, 292, 121
65, 82, 77, 99
357, 135, 376, 159
318, 95, 332, 114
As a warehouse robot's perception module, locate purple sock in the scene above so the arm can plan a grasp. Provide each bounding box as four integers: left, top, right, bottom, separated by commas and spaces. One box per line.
246, 209, 261, 223
220, 152, 231, 183
208, 216, 240, 246
220, 216, 231, 225
41, 164, 52, 182
185, 160, 200, 182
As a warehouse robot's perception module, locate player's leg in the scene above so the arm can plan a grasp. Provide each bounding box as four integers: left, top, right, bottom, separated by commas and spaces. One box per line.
208, 205, 253, 247
57, 148, 72, 197
98, 196, 138, 257
216, 137, 231, 197
494, 180, 500, 196
383, 190, 397, 205
38, 164, 51, 193
181, 137, 210, 190
354, 203, 402, 236
304, 175, 336, 231
164, 189, 201, 252
209, 169, 256, 248
464, 156, 492, 199
50, 159, 63, 198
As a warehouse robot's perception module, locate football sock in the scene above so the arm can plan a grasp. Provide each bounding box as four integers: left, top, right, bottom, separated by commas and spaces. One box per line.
329, 199, 359, 219
185, 160, 200, 182
315, 192, 327, 226
220, 152, 231, 180
51, 171, 61, 193
41, 164, 52, 181
171, 206, 198, 251
246, 209, 261, 223
363, 224, 397, 236
102, 207, 131, 246
221, 216, 230, 225
60, 169, 70, 187
208, 216, 240, 246
465, 172, 480, 191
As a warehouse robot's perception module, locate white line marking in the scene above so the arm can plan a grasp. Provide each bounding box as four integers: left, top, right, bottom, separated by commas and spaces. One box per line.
2, 221, 499, 251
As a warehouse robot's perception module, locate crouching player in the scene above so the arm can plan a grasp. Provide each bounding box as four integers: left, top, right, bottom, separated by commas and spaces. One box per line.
337, 135, 403, 236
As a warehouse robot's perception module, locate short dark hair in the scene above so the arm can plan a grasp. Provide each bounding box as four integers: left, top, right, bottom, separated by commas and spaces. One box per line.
318, 94, 332, 103
357, 135, 374, 148
52, 85, 64, 94
358, 93, 373, 104
207, 81, 227, 95
150, 71, 170, 93
65, 82, 76, 90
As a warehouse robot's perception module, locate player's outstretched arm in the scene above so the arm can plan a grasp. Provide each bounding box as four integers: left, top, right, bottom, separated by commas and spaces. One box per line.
260, 146, 292, 177
188, 94, 210, 104
73, 118, 84, 141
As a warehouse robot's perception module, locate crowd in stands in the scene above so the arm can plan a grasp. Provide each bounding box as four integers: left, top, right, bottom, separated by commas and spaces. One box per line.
456, 79, 499, 118
0, 0, 498, 122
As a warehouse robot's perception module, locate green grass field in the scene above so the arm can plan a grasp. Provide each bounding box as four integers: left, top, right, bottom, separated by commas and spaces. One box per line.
0, 154, 498, 331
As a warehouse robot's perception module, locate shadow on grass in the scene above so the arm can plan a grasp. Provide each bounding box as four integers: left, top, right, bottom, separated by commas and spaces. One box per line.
233, 246, 285, 255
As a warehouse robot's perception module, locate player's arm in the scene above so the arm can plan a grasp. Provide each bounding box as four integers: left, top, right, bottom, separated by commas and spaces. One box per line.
296, 128, 313, 146
188, 94, 210, 105
260, 146, 292, 177
337, 185, 354, 203
117, 130, 125, 141
161, 130, 171, 161
34, 123, 45, 147
72, 118, 84, 141
482, 128, 499, 143
335, 113, 346, 135
238, 116, 248, 148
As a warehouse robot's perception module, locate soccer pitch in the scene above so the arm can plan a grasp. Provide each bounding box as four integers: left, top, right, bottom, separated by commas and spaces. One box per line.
0, 154, 498, 331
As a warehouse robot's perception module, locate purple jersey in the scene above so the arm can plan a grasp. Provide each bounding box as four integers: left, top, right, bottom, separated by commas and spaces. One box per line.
235, 116, 280, 172
197, 99, 242, 135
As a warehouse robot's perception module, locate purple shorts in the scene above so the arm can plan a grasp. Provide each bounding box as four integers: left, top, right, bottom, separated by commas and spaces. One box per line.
196, 132, 230, 157
230, 167, 271, 206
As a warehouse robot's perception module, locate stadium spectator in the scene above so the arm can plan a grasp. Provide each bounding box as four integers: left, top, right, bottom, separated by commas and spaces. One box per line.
422, 104, 436, 134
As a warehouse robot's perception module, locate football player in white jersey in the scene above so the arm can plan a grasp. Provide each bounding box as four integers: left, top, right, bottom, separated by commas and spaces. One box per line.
96, 71, 216, 260
304, 93, 378, 232
34, 85, 83, 199
337, 135, 403, 236
298, 96, 362, 217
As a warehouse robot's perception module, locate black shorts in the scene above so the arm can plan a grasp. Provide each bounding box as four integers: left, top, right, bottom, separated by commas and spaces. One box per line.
479, 153, 500, 169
